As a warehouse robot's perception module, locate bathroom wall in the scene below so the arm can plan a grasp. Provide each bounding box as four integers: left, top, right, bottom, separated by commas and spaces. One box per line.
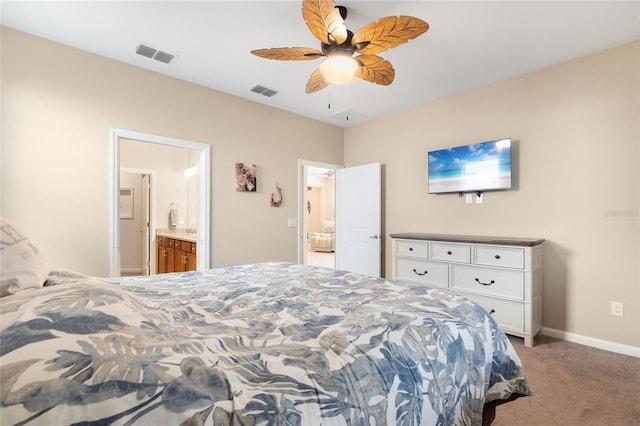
119, 170, 143, 274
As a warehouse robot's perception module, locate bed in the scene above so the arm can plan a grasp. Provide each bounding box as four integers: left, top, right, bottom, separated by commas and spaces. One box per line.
1, 260, 531, 425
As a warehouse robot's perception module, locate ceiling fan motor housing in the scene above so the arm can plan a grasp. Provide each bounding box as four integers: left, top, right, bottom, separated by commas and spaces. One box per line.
321, 30, 356, 57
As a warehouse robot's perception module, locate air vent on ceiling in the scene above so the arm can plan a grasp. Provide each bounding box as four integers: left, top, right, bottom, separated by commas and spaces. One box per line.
135, 44, 175, 64
250, 85, 278, 97
330, 110, 365, 122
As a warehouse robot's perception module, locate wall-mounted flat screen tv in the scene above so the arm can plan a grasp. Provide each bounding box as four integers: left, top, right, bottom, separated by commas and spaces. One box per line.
428, 138, 512, 194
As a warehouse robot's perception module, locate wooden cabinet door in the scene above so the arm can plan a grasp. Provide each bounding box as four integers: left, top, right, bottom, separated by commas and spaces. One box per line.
157, 245, 175, 274
158, 237, 195, 274
186, 253, 197, 271
166, 247, 175, 272
158, 237, 176, 274
157, 245, 166, 274
175, 241, 197, 272
174, 249, 186, 272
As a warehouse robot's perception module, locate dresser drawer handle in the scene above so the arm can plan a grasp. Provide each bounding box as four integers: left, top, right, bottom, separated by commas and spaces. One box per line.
447, 251, 452, 255
409, 247, 413, 251
495, 254, 501, 259
475, 278, 495, 286
412, 268, 428, 276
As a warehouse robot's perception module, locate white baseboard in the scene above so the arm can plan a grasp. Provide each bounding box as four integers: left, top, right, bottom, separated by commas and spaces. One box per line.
541, 327, 640, 358
120, 268, 143, 276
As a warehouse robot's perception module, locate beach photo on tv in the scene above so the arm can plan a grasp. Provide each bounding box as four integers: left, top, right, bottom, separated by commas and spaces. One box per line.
428, 138, 512, 194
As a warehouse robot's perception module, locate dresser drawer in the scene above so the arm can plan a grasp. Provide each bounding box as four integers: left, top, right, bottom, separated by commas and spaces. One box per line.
396, 258, 448, 289
463, 293, 525, 333
475, 246, 524, 269
396, 240, 428, 258
431, 242, 470, 263
452, 264, 524, 300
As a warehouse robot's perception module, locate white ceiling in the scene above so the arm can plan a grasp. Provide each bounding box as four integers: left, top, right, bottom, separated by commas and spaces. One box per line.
2, 1, 638, 127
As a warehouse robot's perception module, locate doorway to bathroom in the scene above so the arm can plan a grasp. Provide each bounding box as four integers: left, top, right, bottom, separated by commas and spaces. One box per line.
110, 129, 210, 278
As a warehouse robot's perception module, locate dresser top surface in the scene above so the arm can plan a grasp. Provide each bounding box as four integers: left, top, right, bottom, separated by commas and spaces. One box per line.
390, 233, 545, 247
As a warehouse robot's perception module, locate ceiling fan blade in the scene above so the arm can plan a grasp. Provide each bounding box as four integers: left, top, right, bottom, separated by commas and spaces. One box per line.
251, 47, 324, 61
352, 16, 429, 55
302, 0, 348, 45
354, 54, 395, 86
305, 68, 330, 93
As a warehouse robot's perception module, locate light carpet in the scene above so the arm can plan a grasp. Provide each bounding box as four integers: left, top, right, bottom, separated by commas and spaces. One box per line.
493, 335, 640, 425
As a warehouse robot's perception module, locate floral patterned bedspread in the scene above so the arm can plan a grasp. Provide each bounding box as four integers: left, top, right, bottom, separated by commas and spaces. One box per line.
0, 262, 531, 425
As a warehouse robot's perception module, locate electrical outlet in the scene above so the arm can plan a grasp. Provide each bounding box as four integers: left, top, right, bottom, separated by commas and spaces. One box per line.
465, 194, 472, 204
476, 193, 483, 204
611, 301, 624, 317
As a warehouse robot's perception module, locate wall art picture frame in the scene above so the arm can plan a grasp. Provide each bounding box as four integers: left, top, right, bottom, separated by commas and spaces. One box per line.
235, 163, 257, 192
119, 187, 134, 219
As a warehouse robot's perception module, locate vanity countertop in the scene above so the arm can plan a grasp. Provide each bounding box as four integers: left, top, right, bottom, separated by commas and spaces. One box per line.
157, 229, 197, 243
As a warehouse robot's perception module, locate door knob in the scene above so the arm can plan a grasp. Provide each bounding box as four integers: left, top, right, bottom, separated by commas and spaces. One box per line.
369, 234, 379, 239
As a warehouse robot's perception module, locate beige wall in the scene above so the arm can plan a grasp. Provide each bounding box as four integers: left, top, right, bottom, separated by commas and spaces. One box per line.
1, 27, 343, 275
344, 42, 639, 348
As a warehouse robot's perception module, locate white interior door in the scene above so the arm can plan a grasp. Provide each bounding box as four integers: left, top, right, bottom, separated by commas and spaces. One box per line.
141, 174, 151, 275
335, 163, 381, 276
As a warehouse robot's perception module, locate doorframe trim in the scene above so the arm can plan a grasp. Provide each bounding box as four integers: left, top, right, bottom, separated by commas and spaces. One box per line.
111, 129, 211, 277
120, 168, 156, 275
297, 159, 341, 265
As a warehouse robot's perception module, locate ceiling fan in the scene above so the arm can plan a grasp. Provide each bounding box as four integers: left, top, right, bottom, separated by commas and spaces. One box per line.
251, 0, 429, 94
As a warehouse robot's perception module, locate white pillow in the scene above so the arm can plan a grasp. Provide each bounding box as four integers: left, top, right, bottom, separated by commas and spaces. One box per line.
0, 217, 49, 294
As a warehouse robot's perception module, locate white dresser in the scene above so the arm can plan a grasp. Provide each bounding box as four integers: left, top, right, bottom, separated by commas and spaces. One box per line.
390, 233, 544, 347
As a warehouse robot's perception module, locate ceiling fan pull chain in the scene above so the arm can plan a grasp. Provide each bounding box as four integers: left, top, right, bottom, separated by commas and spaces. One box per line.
346, 83, 349, 121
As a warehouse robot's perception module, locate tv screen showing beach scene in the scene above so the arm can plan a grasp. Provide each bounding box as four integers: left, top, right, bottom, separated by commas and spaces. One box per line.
428, 138, 512, 194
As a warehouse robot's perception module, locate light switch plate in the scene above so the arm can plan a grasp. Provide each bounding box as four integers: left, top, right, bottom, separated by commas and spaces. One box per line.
287, 218, 297, 228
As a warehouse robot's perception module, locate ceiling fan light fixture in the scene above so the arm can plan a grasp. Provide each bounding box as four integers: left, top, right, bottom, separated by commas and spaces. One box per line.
320, 56, 358, 84
251, 1, 429, 93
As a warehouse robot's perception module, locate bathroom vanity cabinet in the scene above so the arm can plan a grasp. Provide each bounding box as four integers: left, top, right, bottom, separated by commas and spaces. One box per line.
157, 235, 197, 274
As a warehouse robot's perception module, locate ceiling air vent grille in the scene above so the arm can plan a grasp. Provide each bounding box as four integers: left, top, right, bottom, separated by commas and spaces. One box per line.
135, 44, 175, 64
330, 110, 365, 122
250, 85, 278, 97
